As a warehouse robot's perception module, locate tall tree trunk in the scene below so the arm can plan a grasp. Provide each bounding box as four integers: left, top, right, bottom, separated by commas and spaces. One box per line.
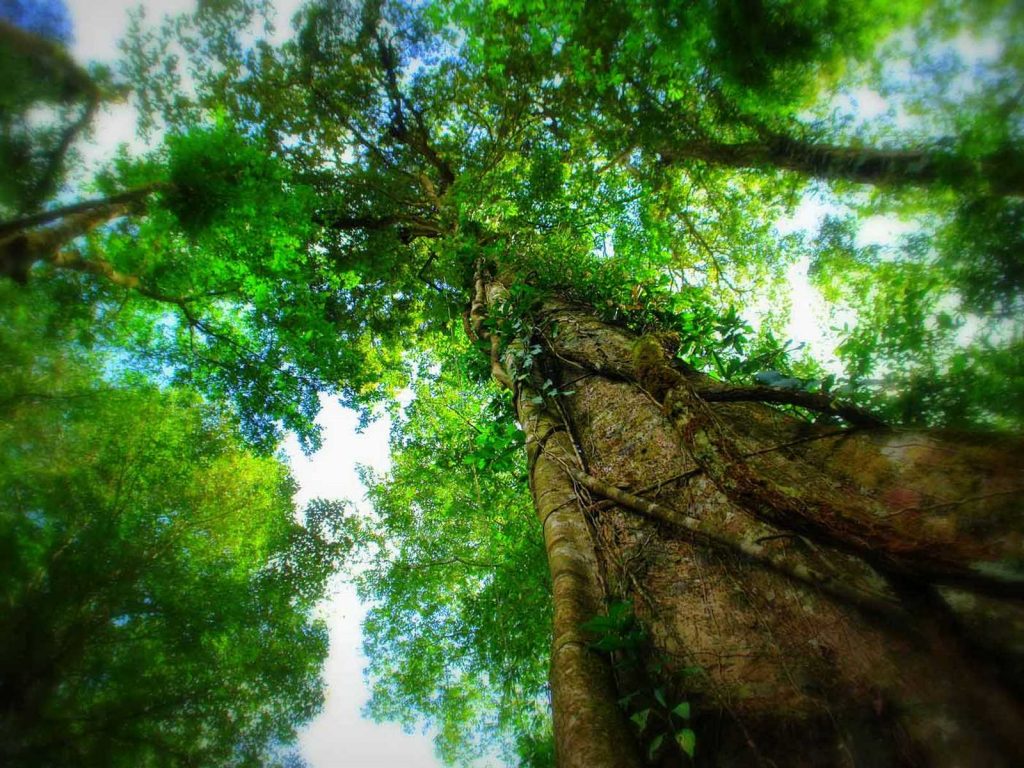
519, 384, 645, 768
483, 280, 1024, 766
478, 278, 642, 766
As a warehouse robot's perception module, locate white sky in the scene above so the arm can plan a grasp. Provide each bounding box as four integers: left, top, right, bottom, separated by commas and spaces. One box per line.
64, 2, 445, 766
283, 399, 444, 768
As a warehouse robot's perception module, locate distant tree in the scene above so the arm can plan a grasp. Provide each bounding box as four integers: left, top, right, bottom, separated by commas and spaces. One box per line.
352, 348, 554, 765
0, 282, 350, 767
0, 120, 423, 450
0, 16, 98, 213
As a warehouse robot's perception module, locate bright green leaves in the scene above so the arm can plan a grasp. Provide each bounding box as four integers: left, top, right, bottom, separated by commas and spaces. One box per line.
354, 349, 551, 765
163, 121, 296, 235
464, 419, 524, 473
672, 701, 691, 720
676, 727, 697, 759
0, 289, 344, 767
25, 112, 430, 450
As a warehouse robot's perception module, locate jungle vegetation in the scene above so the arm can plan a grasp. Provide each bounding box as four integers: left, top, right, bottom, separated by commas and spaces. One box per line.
1, 0, 1023, 765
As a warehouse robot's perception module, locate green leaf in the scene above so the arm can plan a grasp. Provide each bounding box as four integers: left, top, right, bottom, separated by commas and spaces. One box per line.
654, 687, 667, 708
672, 701, 691, 719
676, 728, 697, 758
630, 709, 650, 731
647, 733, 664, 759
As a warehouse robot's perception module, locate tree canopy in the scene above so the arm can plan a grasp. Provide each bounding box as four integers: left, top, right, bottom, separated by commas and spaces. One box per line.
0, 280, 355, 766
2, 0, 1023, 764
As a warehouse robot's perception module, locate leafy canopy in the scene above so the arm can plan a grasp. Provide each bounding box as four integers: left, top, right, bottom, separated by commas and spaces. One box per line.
0, 282, 352, 767
1, 0, 1023, 763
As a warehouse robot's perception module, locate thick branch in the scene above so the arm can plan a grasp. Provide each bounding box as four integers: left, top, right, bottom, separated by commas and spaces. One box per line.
558, 461, 903, 620
1, 203, 131, 282
313, 210, 441, 241
375, 34, 456, 195
46, 251, 196, 313
633, 336, 1024, 601
658, 135, 1023, 195
695, 384, 886, 428
23, 97, 99, 212
0, 186, 160, 240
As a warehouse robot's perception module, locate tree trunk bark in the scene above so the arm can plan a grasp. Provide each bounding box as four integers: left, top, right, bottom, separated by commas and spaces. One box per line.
478, 277, 642, 766
485, 283, 1024, 766
519, 385, 644, 768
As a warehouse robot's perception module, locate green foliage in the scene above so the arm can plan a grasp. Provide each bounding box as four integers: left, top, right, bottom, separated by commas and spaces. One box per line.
4, 0, 1024, 763
0, 287, 349, 767
706, 0, 918, 104
808, 211, 1024, 428
940, 195, 1024, 316
162, 121, 287, 235
0, 19, 103, 212
582, 601, 698, 764
21, 117, 430, 450
352, 342, 552, 766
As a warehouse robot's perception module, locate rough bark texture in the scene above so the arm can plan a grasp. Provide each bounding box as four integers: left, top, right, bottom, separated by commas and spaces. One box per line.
507, 294, 1024, 767
519, 385, 644, 768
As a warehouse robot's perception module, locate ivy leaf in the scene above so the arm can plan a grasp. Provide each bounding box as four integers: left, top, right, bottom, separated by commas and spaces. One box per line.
654, 687, 667, 708
630, 708, 650, 731
647, 733, 664, 760
676, 728, 697, 758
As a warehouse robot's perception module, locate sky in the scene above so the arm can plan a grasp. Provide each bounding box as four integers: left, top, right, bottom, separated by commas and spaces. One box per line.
62, 1, 447, 766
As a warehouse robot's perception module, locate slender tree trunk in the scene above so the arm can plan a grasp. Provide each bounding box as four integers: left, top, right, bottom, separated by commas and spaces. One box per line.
482, 280, 1024, 766
478, 278, 642, 766
519, 384, 644, 768
658, 135, 1023, 195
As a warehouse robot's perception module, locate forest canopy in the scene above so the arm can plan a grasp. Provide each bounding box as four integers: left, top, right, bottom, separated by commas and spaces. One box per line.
1, 0, 1023, 765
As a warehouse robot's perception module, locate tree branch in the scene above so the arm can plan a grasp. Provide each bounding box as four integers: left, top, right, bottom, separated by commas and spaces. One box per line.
695, 384, 886, 428
0, 185, 161, 240
556, 458, 903, 620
